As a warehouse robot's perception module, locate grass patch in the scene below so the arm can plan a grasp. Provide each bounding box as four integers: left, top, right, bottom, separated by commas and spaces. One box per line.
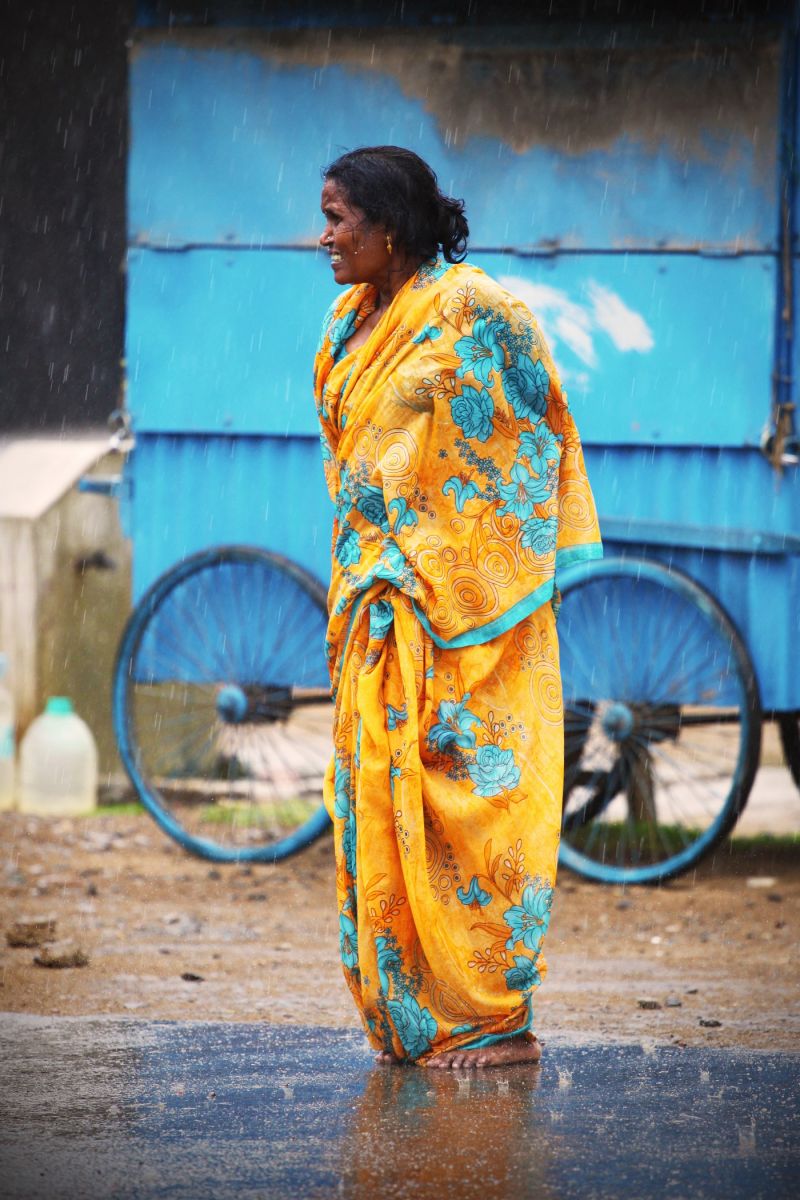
567, 822, 799, 858
198, 798, 321, 830
729, 830, 799, 850
93, 801, 146, 817
565, 820, 697, 859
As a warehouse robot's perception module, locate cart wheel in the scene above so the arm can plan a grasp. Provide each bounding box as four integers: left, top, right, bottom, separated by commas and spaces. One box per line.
113, 546, 333, 862
777, 713, 800, 792
557, 557, 762, 885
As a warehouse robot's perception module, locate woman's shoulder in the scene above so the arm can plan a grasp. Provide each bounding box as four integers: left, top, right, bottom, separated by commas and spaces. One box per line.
429, 259, 522, 311
320, 286, 359, 325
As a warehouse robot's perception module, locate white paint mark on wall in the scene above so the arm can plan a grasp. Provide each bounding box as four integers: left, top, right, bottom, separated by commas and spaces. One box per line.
499, 275, 655, 375
586, 281, 655, 352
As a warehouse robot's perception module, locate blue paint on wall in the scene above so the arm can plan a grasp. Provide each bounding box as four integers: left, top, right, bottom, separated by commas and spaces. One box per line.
124, 18, 800, 715
129, 46, 779, 253
126, 433, 332, 600
596, 536, 800, 712
127, 247, 330, 436
127, 245, 775, 446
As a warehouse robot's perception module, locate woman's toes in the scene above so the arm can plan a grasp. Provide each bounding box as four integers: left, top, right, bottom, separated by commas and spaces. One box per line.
429, 1051, 462, 1069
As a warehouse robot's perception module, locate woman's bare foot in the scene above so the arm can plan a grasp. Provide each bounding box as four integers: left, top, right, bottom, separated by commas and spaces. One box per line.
375, 1049, 404, 1065
424, 1034, 542, 1070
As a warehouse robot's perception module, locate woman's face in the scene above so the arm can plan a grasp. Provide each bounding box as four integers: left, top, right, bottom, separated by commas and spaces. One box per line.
319, 179, 392, 287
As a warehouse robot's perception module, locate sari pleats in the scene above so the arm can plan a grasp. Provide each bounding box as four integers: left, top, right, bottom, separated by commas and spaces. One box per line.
325, 590, 564, 1061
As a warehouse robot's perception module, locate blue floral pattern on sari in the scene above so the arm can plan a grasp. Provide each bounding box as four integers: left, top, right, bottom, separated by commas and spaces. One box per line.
328, 309, 358, 359
339, 911, 359, 971
455, 318, 506, 385
333, 753, 351, 819
504, 954, 541, 992
450, 385, 494, 442
356, 484, 390, 531
387, 993, 439, 1059
427, 695, 482, 752
521, 515, 558, 555
504, 880, 554, 952
334, 522, 361, 568
442, 475, 481, 512
456, 876, 493, 908
386, 703, 408, 731
503, 354, 549, 421
467, 745, 521, 798
497, 462, 552, 521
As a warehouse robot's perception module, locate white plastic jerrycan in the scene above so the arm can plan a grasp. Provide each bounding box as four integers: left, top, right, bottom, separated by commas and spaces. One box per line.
18, 697, 98, 816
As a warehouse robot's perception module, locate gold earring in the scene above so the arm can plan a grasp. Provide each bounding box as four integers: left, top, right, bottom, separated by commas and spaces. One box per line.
386, 235, 393, 255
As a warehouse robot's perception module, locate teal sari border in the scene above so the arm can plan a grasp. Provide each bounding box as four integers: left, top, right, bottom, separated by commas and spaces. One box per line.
555, 541, 604, 577
457, 997, 534, 1052
412, 577, 555, 649
342, 543, 602, 654
342, 591, 368, 648
411, 542, 602, 650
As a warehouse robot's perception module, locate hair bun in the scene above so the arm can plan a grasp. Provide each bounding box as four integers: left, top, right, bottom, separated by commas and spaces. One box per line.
436, 195, 469, 264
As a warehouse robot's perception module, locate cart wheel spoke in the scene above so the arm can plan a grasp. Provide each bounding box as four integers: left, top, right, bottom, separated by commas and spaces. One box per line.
557, 557, 761, 885
114, 547, 333, 863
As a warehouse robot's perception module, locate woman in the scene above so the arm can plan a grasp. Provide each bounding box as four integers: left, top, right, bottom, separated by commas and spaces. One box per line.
314, 146, 601, 1068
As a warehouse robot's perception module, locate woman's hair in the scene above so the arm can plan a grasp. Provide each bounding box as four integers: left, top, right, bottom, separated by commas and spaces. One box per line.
323, 145, 469, 263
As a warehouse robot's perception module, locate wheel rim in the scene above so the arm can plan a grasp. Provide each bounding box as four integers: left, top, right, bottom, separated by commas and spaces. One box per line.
557, 559, 761, 884
115, 548, 333, 861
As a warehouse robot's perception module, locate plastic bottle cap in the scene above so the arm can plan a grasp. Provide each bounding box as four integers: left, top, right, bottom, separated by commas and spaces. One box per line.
45, 697, 74, 716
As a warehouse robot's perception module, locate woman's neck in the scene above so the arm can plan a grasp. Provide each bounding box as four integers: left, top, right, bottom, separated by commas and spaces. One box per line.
374, 257, 424, 310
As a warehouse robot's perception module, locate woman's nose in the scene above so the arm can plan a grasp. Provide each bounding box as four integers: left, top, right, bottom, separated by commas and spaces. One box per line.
319, 225, 333, 247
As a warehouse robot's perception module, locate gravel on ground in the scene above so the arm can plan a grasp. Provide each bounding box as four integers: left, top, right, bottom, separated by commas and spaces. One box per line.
1, 811, 798, 1051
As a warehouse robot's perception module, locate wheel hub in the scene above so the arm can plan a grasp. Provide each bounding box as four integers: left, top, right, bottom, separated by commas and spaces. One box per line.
601, 701, 634, 742
216, 684, 248, 724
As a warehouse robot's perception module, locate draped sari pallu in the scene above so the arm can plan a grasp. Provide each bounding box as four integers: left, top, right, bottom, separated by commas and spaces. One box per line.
314, 258, 602, 1063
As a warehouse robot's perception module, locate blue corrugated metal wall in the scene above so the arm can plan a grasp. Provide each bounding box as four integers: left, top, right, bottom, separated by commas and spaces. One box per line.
128, 434, 332, 594
125, 9, 800, 709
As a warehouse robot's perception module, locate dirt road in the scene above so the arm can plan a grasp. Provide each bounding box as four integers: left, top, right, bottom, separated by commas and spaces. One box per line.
1, 810, 798, 1051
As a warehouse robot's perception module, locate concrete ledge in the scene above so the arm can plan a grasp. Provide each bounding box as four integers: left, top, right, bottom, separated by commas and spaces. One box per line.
0, 437, 108, 521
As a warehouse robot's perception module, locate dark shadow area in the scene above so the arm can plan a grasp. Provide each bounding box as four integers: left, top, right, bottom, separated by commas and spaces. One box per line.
0, 0, 130, 430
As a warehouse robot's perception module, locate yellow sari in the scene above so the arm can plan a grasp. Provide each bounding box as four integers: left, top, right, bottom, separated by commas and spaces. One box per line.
314, 258, 601, 1062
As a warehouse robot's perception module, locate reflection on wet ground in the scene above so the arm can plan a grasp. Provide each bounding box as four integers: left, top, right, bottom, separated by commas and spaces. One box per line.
0, 1016, 797, 1199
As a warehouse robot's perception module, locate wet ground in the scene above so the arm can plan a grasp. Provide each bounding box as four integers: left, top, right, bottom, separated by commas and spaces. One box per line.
2, 770, 798, 1198
2, 809, 799, 1051
0, 1015, 797, 1200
